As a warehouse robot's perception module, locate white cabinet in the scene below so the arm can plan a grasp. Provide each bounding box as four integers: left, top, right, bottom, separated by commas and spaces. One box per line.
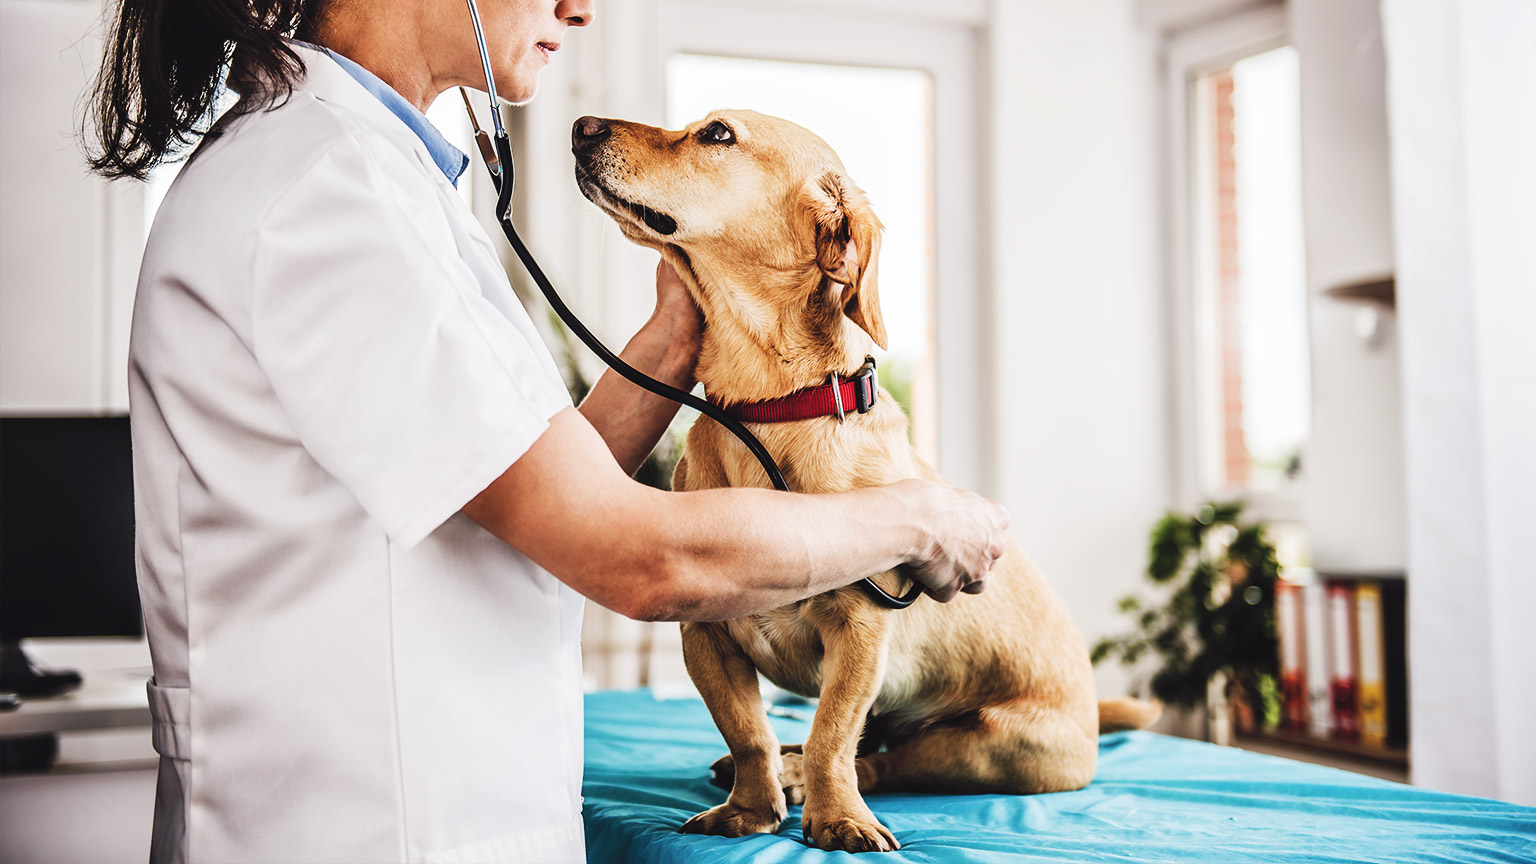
1293, 0, 1408, 575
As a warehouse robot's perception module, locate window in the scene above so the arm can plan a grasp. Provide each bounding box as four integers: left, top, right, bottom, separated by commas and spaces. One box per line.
1169, 9, 1310, 569
1191, 46, 1308, 497
648, 3, 984, 489
666, 54, 936, 455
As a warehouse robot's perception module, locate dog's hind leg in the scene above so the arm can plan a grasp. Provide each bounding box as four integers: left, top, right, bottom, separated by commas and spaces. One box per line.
679, 622, 788, 837
709, 745, 806, 805
855, 700, 1098, 796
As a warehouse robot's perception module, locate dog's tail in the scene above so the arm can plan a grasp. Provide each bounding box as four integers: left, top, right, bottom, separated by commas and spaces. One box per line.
1098, 698, 1163, 733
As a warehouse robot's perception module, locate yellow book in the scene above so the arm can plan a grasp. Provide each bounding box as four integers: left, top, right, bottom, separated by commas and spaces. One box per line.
1355, 581, 1388, 747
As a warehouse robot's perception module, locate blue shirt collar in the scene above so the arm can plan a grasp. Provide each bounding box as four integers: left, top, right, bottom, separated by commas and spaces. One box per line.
299, 42, 469, 187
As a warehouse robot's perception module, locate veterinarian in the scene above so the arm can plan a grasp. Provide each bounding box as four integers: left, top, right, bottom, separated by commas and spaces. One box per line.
89, 0, 1009, 861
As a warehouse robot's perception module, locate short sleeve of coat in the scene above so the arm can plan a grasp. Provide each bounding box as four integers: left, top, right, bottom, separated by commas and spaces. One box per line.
250, 133, 572, 550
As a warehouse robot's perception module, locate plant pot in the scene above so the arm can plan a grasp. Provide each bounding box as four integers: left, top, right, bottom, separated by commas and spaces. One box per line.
1207, 671, 1233, 745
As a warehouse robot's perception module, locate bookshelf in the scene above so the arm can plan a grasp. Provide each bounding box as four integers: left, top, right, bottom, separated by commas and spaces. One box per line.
1234, 729, 1408, 784
1238, 727, 1407, 768
1266, 570, 1408, 780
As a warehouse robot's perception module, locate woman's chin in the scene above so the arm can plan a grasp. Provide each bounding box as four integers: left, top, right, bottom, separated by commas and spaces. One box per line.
496, 70, 541, 107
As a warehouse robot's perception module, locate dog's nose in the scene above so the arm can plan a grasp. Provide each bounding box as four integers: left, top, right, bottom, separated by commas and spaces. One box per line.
572, 116, 611, 152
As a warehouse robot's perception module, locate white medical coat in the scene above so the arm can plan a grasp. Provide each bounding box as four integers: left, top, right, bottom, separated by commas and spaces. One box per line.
129, 45, 585, 863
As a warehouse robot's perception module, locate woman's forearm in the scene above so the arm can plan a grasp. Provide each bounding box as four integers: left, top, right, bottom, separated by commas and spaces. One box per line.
615, 482, 937, 621
567, 475, 1000, 623
464, 409, 1005, 623
577, 315, 696, 476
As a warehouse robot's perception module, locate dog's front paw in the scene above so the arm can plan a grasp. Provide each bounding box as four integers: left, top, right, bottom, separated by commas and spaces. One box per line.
802, 805, 899, 853
680, 801, 785, 838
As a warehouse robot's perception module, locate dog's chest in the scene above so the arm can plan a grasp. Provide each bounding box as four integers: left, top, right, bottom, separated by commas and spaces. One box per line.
725, 608, 825, 698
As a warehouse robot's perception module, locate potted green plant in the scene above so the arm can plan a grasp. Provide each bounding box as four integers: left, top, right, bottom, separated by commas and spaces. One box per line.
1091, 501, 1281, 741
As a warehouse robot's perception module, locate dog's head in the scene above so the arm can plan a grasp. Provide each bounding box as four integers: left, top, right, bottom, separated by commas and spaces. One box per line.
572, 110, 886, 399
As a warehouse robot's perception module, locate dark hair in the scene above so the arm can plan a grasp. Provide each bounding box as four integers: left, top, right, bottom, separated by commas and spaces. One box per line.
88, 0, 331, 180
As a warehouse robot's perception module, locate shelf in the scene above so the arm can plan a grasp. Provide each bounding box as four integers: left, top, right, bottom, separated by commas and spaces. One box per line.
1236, 727, 1408, 769
1312, 569, 1406, 583
1323, 275, 1395, 307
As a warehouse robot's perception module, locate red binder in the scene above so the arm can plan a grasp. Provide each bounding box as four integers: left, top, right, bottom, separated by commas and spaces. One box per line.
1326, 580, 1359, 741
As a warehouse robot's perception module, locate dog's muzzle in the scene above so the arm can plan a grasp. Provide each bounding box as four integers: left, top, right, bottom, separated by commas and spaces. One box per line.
572, 117, 679, 237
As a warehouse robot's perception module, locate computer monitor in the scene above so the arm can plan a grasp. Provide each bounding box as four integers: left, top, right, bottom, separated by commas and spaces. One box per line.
0, 415, 141, 696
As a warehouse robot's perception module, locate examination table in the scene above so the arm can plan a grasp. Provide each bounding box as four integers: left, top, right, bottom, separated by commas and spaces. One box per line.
581, 690, 1536, 863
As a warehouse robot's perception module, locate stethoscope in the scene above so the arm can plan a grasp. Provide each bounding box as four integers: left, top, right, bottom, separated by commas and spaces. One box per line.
459, 0, 920, 609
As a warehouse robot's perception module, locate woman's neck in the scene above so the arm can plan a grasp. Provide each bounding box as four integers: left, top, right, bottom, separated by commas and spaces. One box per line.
315, 12, 438, 113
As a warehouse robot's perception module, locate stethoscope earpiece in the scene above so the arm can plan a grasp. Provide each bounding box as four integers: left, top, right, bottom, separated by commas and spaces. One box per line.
462, 0, 505, 140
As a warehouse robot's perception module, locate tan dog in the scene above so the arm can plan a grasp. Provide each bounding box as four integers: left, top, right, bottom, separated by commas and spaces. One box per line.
572, 110, 1160, 853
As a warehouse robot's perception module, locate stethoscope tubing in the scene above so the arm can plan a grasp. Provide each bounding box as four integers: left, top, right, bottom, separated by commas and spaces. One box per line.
490, 134, 787, 489
461, 1, 919, 609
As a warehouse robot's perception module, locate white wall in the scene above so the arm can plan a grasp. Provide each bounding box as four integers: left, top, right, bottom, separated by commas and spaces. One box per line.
1291, 0, 1407, 575
0, 0, 140, 414
1139, 0, 1274, 31
988, 0, 1169, 702
1381, 0, 1536, 806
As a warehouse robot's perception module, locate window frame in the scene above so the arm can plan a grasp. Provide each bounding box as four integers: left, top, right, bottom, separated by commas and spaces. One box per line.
650, 0, 990, 492
1165, 5, 1306, 524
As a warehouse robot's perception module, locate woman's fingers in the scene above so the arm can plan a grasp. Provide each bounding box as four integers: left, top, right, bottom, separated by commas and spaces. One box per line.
901, 482, 1010, 603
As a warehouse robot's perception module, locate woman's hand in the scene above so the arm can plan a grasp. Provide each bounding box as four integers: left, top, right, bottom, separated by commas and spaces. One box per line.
897, 480, 1010, 602
575, 258, 704, 475
646, 258, 704, 387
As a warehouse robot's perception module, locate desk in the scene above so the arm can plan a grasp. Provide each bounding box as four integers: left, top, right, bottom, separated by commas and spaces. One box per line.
1, 639, 155, 770
0, 650, 155, 863
0, 667, 151, 739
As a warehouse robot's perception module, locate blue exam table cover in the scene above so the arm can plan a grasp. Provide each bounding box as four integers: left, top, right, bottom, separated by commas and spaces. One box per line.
582, 690, 1536, 863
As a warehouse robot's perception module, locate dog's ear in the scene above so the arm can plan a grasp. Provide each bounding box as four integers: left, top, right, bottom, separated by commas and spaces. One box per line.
801, 171, 887, 350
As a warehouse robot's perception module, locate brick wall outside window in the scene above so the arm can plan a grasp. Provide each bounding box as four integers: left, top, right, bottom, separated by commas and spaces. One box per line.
1213, 70, 1250, 488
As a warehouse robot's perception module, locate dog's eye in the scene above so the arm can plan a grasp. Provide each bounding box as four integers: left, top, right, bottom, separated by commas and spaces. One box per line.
699, 120, 735, 145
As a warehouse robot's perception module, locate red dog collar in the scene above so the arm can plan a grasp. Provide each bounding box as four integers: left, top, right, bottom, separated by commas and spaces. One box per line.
713, 356, 880, 423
